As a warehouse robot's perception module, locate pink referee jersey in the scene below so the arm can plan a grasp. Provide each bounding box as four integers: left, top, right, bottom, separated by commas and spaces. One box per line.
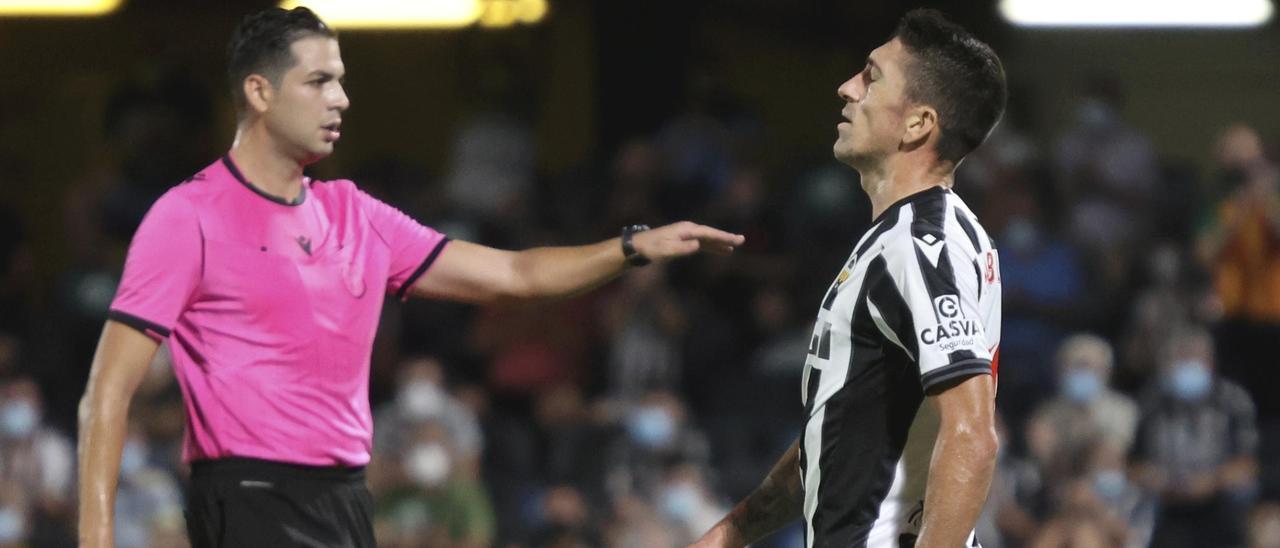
108, 155, 449, 466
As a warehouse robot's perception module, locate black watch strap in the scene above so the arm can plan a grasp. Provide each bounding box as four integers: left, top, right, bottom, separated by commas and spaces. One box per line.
621, 224, 652, 267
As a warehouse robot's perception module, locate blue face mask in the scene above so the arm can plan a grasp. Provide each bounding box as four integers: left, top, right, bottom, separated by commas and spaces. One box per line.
1062, 370, 1102, 403
627, 407, 675, 449
658, 482, 700, 522
0, 507, 24, 542
1165, 360, 1212, 401
1092, 469, 1127, 500
0, 401, 37, 439
120, 441, 148, 477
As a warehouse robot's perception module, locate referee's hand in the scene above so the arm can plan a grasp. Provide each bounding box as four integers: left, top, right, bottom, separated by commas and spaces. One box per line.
631, 221, 746, 262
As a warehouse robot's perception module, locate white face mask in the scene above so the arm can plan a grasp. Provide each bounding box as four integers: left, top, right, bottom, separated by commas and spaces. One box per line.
398, 381, 446, 420
404, 443, 451, 488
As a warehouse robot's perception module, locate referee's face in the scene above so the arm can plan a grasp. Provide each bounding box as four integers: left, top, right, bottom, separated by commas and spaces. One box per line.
263, 36, 350, 164
834, 39, 911, 170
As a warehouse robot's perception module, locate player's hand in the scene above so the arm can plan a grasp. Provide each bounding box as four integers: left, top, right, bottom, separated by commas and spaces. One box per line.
631, 221, 745, 263
688, 521, 744, 548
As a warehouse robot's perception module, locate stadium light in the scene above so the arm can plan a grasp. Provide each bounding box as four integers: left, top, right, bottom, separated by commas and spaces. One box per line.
0, 0, 122, 16
280, 0, 548, 29
999, 0, 1274, 28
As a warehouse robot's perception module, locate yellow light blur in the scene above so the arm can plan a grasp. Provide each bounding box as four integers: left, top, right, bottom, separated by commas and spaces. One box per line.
0, 0, 122, 16
514, 0, 547, 24
281, 0, 547, 30
1000, 0, 1274, 27
280, 0, 485, 29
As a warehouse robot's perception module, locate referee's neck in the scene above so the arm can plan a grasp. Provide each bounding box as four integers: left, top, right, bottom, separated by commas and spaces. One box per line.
228, 134, 308, 202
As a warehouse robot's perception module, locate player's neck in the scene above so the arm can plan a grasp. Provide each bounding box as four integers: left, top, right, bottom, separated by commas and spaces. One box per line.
229, 128, 308, 203
861, 156, 954, 220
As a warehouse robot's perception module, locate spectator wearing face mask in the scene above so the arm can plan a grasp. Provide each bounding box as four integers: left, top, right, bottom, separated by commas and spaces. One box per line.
604, 390, 711, 507
653, 461, 728, 545
373, 357, 484, 471
1132, 327, 1258, 548
373, 421, 495, 548
0, 378, 75, 545
1027, 334, 1139, 466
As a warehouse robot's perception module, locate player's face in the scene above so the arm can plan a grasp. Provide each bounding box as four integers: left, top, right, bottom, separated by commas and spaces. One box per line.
833, 38, 912, 170
264, 36, 349, 164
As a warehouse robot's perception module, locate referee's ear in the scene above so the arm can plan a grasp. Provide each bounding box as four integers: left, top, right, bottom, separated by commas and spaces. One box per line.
243, 74, 275, 116
901, 105, 938, 151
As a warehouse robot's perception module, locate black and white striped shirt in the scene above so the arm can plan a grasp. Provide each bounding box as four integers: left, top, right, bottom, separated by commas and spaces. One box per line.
799, 185, 1001, 547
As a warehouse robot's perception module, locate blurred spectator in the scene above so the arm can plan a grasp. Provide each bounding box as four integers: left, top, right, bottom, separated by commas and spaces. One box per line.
601, 265, 688, 400
442, 111, 537, 225
602, 494, 677, 548
468, 295, 598, 399
0, 378, 75, 546
1119, 242, 1211, 386
1249, 502, 1280, 548
1196, 124, 1280, 416
606, 390, 711, 502
653, 461, 728, 545
374, 356, 484, 468
1131, 327, 1259, 547
113, 421, 183, 548
373, 421, 496, 548
993, 181, 1090, 428
525, 484, 602, 547
1053, 74, 1159, 261
1028, 334, 1138, 464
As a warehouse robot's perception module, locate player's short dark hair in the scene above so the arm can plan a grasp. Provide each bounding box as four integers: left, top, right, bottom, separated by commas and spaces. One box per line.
226, 7, 336, 114
891, 9, 1007, 165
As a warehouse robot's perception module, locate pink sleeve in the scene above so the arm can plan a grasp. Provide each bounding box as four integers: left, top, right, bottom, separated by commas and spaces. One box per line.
356, 188, 449, 300
108, 191, 203, 341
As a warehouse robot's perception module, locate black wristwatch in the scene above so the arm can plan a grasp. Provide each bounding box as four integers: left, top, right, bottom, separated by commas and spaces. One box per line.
620, 224, 652, 267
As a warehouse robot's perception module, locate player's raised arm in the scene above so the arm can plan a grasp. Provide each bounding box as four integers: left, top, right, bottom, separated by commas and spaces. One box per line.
407, 221, 745, 304
916, 375, 999, 546
78, 321, 162, 547
691, 438, 803, 548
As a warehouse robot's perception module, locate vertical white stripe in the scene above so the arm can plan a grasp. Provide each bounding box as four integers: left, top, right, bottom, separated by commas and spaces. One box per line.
802, 409, 825, 548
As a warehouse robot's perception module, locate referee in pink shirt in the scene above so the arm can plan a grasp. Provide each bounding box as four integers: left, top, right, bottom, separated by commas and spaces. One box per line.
76, 7, 743, 547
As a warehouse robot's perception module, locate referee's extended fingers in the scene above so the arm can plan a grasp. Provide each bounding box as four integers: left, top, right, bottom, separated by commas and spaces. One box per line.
682, 223, 745, 247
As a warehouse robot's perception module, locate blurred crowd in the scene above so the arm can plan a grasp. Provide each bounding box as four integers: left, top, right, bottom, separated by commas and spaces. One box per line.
1, 66, 1280, 548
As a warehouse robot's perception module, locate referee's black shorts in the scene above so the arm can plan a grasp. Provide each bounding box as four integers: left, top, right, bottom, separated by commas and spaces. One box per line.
185, 457, 377, 548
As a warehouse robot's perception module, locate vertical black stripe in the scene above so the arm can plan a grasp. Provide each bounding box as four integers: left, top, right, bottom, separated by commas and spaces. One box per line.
973, 259, 983, 301
810, 267, 924, 545
909, 190, 948, 243
952, 206, 983, 253
856, 206, 902, 257
865, 256, 919, 360
913, 245, 958, 308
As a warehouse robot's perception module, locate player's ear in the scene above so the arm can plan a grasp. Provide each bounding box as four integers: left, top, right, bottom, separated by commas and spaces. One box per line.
243, 74, 274, 115
902, 105, 938, 149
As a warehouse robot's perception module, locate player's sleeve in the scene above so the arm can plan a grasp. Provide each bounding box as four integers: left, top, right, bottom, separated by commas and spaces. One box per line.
355, 187, 449, 300
107, 192, 203, 341
866, 239, 992, 394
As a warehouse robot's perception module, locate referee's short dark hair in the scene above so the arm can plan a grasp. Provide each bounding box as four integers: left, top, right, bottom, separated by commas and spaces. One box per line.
891, 9, 1007, 166
226, 7, 336, 115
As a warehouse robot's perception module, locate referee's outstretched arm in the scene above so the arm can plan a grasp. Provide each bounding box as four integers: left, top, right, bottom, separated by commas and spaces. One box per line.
403, 221, 744, 304
78, 320, 162, 547
916, 374, 998, 546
